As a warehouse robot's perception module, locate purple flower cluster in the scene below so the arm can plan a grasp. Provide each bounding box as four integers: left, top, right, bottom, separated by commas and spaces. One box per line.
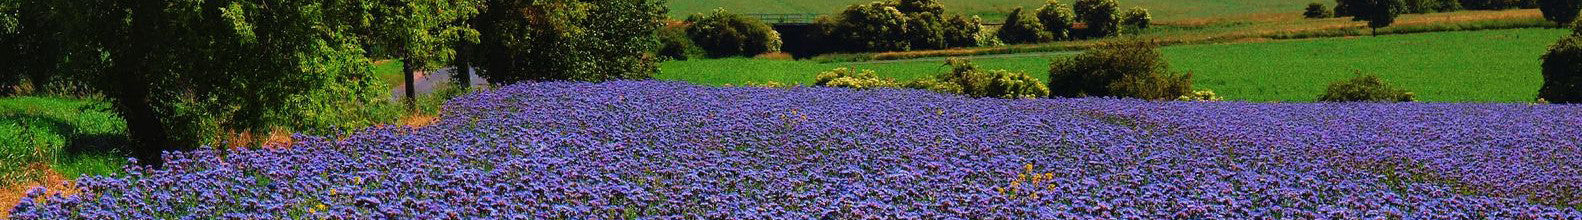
9, 81, 1582, 219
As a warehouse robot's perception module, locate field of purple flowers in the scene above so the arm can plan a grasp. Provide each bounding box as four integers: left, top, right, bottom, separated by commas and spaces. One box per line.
9, 81, 1582, 218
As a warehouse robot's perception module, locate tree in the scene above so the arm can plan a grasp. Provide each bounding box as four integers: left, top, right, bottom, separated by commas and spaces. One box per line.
1540, 33, 1582, 103
1344, 0, 1405, 36
686, 9, 782, 57
1539, 0, 1582, 27
472, 0, 666, 83
1037, 1, 1076, 40
1335, 0, 1355, 17
1048, 41, 1192, 100
361, 0, 481, 106
823, 2, 912, 51
9, 0, 387, 166
896, 0, 945, 15
996, 7, 1053, 44
1073, 0, 1122, 38
942, 15, 989, 47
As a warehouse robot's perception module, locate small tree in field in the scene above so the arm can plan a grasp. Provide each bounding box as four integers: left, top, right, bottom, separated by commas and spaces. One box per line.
1074, 0, 1122, 38
1037, 1, 1076, 40
1344, 0, 1405, 36
997, 7, 1054, 44
1540, 33, 1582, 103
363, 0, 481, 106
1538, 0, 1582, 27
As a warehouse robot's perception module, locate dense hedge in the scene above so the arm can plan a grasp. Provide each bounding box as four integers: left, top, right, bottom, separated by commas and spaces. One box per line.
1541, 32, 1582, 103
686, 9, 782, 58
1048, 41, 1191, 100
474, 0, 666, 83
816, 0, 987, 53
1318, 73, 1417, 102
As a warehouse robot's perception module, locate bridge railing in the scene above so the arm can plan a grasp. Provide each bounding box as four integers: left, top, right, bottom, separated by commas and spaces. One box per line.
744, 13, 822, 24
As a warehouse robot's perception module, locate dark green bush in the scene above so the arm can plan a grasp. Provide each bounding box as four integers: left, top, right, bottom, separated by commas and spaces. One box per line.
1074, 0, 1122, 38
997, 7, 1054, 44
907, 12, 948, 50
826, 2, 912, 51
1540, 34, 1582, 103
814, 67, 899, 89
1539, 0, 1582, 27
1048, 41, 1192, 100
1335, 0, 1355, 17
943, 15, 992, 47
686, 9, 782, 58
1307, 3, 1336, 18
657, 24, 700, 61
1037, 1, 1076, 40
1317, 72, 1416, 102
906, 58, 1048, 98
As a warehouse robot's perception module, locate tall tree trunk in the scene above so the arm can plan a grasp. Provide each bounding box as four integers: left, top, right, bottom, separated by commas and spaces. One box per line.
117, 77, 170, 167
403, 60, 416, 108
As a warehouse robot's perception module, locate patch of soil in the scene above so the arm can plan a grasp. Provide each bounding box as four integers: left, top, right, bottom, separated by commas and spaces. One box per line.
0, 164, 79, 219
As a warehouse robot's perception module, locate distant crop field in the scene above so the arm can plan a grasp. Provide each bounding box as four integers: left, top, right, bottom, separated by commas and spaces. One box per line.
667, 0, 1314, 21
659, 28, 1571, 102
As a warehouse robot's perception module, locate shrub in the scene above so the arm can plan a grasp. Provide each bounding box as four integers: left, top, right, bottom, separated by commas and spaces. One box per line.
1122, 7, 1152, 30
814, 67, 899, 89
907, 12, 949, 50
1074, 0, 1123, 38
1037, 1, 1077, 40
943, 15, 990, 47
1317, 72, 1416, 102
826, 2, 912, 52
1307, 3, 1336, 18
1539, 0, 1582, 27
906, 58, 1048, 98
1540, 34, 1582, 103
657, 24, 699, 61
997, 7, 1054, 44
1048, 41, 1192, 100
686, 9, 782, 58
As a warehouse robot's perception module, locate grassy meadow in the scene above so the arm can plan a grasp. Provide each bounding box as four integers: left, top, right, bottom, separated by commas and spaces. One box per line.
0, 97, 126, 187
667, 0, 1314, 21
660, 28, 1570, 102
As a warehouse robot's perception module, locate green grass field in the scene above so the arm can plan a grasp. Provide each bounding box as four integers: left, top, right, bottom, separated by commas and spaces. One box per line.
668, 0, 1313, 21
660, 28, 1571, 102
0, 97, 127, 186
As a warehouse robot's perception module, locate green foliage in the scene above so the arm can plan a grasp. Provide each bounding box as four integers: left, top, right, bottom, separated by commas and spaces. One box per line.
943, 15, 992, 47
997, 7, 1054, 44
473, 0, 667, 83
1402, 0, 1461, 13
2, 0, 395, 165
1335, 0, 1355, 17
833, 2, 912, 51
905, 58, 1048, 98
1307, 3, 1336, 18
906, 12, 949, 50
1460, 0, 1535, 9
897, 0, 946, 15
1540, 33, 1582, 103
1074, 0, 1123, 38
1037, 1, 1077, 40
361, 0, 481, 102
0, 97, 126, 185
1344, 0, 1406, 34
658, 24, 701, 61
686, 9, 782, 58
1049, 41, 1192, 100
814, 67, 899, 89
1539, 0, 1582, 26
1122, 7, 1152, 30
1317, 72, 1417, 102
